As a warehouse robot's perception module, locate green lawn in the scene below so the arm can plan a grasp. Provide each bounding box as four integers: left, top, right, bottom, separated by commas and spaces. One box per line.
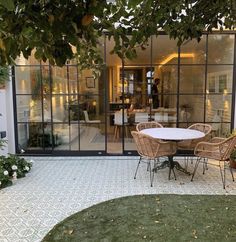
42, 194, 236, 242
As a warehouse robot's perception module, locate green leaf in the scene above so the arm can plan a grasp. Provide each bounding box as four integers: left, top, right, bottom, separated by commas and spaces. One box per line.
128, 0, 143, 8
0, 0, 14, 11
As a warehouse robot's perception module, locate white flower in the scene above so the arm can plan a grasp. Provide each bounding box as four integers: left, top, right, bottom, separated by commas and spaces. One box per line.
3, 170, 9, 176
30, 159, 34, 164
11, 165, 18, 170
0, 181, 1, 186
24, 166, 29, 171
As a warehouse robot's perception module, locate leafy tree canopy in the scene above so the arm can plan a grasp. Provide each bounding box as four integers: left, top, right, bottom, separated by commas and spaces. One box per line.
0, 0, 235, 68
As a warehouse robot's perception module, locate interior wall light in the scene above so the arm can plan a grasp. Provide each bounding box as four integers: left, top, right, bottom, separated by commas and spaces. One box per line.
224, 101, 229, 110
92, 100, 97, 106
158, 53, 195, 68
206, 90, 211, 107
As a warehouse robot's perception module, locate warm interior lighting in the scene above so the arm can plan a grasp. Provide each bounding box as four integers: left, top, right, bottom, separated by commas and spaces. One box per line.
59, 83, 63, 93
92, 100, 97, 106
21, 79, 26, 90
224, 101, 229, 110
125, 98, 130, 103
52, 96, 56, 108
30, 100, 35, 108
207, 99, 211, 107
60, 96, 63, 106
159, 53, 195, 68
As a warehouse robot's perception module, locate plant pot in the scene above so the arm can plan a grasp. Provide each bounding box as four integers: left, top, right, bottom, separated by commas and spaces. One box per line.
229, 159, 236, 169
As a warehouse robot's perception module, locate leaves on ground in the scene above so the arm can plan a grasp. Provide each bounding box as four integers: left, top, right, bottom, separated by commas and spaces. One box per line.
42, 194, 236, 242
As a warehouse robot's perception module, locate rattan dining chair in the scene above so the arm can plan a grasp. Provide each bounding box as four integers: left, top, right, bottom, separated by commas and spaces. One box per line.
131, 131, 176, 187
191, 135, 236, 189
177, 123, 212, 169
136, 121, 163, 132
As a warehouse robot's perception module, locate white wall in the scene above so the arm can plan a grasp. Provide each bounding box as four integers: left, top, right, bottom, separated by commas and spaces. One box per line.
5, 76, 16, 154
0, 89, 8, 155
0, 72, 15, 155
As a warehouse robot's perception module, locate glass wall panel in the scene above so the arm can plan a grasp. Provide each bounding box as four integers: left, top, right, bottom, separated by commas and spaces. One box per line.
51, 94, 69, 122
14, 33, 236, 154
208, 35, 235, 64
17, 123, 31, 150
80, 123, 105, 150
206, 122, 231, 137
207, 65, 234, 93
151, 105, 177, 127
68, 66, 78, 94
106, 36, 123, 153
16, 95, 43, 122
53, 123, 70, 150
153, 94, 177, 112
180, 37, 206, 64
152, 36, 178, 64
24, 123, 44, 149
179, 95, 205, 125
206, 94, 231, 123
153, 65, 178, 94
15, 66, 41, 94
51, 66, 68, 94
179, 66, 205, 93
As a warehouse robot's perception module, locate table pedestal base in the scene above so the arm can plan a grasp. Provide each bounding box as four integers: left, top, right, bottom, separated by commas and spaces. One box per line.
153, 156, 191, 180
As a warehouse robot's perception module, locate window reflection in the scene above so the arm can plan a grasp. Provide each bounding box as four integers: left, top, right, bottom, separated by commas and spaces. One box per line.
179, 66, 205, 93
179, 95, 205, 124
180, 37, 206, 64
153, 65, 177, 94
208, 35, 234, 64
206, 94, 231, 122
152, 36, 178, 64
207, 65, 233, 93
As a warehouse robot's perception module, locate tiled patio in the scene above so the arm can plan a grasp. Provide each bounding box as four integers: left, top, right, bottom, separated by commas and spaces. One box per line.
0, 156, 235, 242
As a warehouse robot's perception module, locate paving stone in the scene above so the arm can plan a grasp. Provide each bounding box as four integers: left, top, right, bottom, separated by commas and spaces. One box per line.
0, 156, 235, 241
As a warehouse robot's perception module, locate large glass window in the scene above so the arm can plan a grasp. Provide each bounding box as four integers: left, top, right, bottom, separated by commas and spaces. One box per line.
14, 33, 236, 155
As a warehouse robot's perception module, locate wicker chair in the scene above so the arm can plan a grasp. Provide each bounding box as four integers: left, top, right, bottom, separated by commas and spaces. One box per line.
177, 123, 212, 169
136, 121, 163, 132
191, 135, 236, 189
131, 131, 176, 186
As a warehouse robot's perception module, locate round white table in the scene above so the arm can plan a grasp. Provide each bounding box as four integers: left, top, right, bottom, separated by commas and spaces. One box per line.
140, 127, 205, 179
140, 127, 205, 141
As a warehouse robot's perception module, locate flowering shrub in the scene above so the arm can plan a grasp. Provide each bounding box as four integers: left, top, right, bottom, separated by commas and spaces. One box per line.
0, 164, 12, 188
0, 154, 33, 189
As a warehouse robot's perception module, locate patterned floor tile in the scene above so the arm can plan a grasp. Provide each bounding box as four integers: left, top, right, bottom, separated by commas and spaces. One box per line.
0, 156, 235, 241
